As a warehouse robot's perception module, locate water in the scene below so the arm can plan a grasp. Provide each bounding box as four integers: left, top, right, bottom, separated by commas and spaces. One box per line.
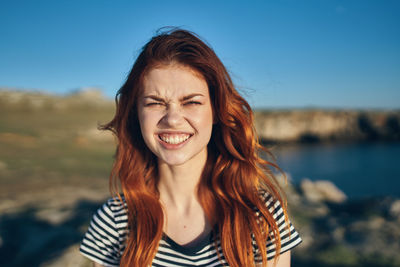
269, 142, 400, 199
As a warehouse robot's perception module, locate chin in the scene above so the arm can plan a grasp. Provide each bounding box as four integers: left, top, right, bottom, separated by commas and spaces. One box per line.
157, 148, 207, 167
158, 155, 190, 167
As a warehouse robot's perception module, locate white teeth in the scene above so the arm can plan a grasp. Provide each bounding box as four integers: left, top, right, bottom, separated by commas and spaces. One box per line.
159, 134, 190, 144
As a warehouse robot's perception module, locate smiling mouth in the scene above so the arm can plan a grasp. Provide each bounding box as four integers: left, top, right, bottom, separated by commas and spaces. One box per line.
158, 133, 192, 145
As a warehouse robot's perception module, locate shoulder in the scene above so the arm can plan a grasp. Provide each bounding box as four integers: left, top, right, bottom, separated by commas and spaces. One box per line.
79, 196, 128, 267
94, 197, 128, 232
256, 190, 285, 219
103, 196, 128, 222
254, 189, 302, 260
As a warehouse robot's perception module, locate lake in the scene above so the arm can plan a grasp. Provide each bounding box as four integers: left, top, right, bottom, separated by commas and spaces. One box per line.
269, 142, 400, 199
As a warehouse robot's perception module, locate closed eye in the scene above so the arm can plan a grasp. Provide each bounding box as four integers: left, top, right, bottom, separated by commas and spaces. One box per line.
183, 101, 202, 105
145, 102, 164, 106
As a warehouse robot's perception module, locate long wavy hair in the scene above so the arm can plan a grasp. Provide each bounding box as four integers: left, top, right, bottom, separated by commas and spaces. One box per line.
101, 28, 288, 267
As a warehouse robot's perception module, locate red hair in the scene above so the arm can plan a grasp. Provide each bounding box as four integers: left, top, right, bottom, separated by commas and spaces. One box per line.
101, 28, 288, 267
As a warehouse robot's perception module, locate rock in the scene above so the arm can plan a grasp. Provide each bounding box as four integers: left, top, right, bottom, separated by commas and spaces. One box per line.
254, 110, 400, 143
345, 216, 400, 257
332, 226, 345, 242
367, 216, 386, 230
300, 179, 347, 203
389, 200, 400, 219
300, 179, 319, 202
313, 180, 347, 203
274, 172, 302, 204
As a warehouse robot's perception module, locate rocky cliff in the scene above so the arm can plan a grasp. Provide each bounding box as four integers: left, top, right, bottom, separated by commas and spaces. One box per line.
254, 109, 400, 143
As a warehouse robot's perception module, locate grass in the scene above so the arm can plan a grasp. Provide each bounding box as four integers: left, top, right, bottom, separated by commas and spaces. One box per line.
0, 92, 116, 197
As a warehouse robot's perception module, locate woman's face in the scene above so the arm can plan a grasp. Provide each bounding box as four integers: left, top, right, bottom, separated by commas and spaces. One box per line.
137, 64, 213, 167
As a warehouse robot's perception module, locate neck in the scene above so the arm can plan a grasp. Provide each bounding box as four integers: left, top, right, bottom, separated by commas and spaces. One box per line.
157, 152, 207, 212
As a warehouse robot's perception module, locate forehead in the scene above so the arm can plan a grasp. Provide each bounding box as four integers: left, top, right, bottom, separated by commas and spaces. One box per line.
141, 64, 209, 97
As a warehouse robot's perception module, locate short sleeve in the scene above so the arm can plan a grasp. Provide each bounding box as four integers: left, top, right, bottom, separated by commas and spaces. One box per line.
79, 198, 128, 267
253, 192, 302, 262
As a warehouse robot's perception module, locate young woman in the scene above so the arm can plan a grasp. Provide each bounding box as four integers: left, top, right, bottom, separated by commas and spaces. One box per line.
80, 28, 301, 267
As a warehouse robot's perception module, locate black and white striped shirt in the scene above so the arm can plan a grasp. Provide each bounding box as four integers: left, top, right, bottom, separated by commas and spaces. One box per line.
80, 193, 302, 266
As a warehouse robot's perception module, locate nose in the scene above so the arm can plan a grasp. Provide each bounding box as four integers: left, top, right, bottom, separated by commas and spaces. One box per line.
160, 104, 184, 127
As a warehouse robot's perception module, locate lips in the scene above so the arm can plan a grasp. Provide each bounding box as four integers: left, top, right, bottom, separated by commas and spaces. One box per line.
158, 133, 192, 145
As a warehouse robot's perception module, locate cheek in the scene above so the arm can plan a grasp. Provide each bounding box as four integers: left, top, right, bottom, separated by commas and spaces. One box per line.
193, 108, 214, 130
138, 111, 156, 139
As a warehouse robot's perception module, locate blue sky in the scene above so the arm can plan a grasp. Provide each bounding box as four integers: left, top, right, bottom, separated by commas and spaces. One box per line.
0, 0, 399, 109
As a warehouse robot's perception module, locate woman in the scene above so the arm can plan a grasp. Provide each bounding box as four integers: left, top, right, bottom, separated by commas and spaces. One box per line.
80, 28, 301, 267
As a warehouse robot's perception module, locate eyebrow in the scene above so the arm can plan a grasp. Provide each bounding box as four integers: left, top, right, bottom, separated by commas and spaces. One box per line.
181, 93, 204, 101
143, 93, 204, 101
143, 95, 164, 101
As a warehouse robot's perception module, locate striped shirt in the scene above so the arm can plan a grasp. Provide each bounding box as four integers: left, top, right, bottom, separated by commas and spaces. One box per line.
80, 192, 302, 266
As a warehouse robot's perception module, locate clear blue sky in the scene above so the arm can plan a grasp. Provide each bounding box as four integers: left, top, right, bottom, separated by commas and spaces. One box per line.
1, 0, 399, 109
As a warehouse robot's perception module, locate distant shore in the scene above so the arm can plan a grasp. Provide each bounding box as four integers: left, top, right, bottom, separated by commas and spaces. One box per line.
1, 88, 399, 143
254, 109, 400, 144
